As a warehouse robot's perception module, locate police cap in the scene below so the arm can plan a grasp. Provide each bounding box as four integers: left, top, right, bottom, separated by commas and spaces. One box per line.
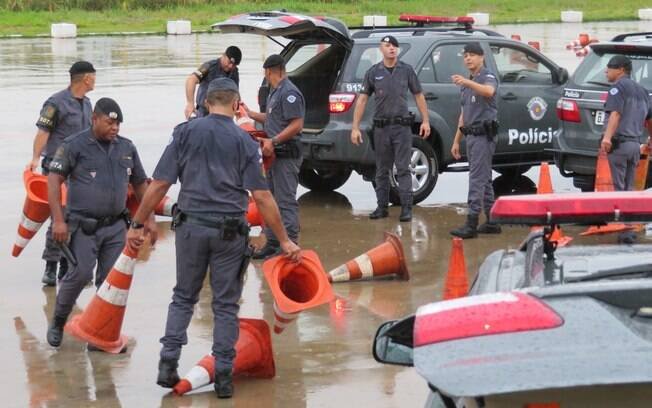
380, 35, 399, 47
263, 54, 285, 69
225, 46, 242, 66
94, 97, 123, 123
207, 77, 239, 94
69, 61, 96, 76
607, 55, 632, 70
463, 42, 484, 56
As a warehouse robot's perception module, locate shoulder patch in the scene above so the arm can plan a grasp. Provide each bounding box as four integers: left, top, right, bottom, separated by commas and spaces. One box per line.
610, 88, 619, 96
287, 95, 297, 103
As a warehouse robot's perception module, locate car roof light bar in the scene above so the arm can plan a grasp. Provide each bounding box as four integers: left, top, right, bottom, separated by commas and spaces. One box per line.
398, 14, 474, 29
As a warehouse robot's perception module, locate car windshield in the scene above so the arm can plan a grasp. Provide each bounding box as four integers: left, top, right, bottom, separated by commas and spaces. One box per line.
573, 51, 652, 89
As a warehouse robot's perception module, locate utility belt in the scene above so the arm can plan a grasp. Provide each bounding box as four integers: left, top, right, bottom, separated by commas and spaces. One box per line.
602, 134, 639, 150
68, 209, 131, 235
373, 113, 415, 129
172, 210, 249, 241
460, 120, 499, 139
274, 140, 301, 159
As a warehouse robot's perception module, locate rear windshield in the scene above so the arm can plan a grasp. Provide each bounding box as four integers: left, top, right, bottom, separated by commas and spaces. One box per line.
339, 43, 411, 93
573, 51, 652, 89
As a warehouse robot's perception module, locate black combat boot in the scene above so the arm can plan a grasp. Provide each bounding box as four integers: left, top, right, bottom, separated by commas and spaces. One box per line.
156, 358, 180, 388
42, 261, 57, 286
369, 206, 389, 219
399, 205, 412, 222
450, 214, 479, 239
58, 258, 68, 281
214, 368, 234, 398
477, 212, 501, 234
46, 314, 68, 347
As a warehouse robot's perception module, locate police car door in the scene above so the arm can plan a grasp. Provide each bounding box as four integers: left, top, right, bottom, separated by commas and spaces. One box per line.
488, 42, 563, 160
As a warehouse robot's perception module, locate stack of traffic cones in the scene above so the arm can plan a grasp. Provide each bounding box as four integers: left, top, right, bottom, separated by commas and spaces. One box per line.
442, 238, 468, 300
327, 232, 409, 283
263, 250, 334, 334
65, 245, 139, 353
531, 163, 572, 247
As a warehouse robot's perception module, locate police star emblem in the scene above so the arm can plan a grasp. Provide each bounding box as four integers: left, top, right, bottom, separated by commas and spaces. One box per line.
527, 96, 548, 121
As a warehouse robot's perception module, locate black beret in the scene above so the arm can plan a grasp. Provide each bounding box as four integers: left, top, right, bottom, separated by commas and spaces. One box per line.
263, 54, 285, 69
94, 97, 123, 123
69, 61, 96, 76
225, 46, 242, 66
207, 77, 239, 94
380, 35, 399, 47
463, 42, 484, 56
607, 55, 632, 70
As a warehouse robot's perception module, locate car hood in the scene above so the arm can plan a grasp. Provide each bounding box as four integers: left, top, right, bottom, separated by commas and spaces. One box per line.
212, 11, 352, 48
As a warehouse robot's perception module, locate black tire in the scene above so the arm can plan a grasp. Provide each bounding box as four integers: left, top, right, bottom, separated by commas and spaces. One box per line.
388, 136, 439, 205
298, 165, 352, 192
495, 165, 532, 178
492, 174, 537, 198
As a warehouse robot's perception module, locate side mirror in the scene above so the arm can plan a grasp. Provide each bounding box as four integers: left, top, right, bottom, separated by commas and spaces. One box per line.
372, 319, 414, 366
557, 67, 569, 84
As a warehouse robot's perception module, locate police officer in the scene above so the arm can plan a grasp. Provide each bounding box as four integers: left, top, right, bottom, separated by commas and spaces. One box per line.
600, 55, 652, 243
351, 35, 431, 222
46, 98, 155, 348
244, 54, 305, 259
184, 46, 242, 119
126, 78, 300, 398
28, 61, 96, 286
450, 42, 502, 239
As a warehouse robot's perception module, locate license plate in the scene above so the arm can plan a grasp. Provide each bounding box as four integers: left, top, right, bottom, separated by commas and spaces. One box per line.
594, 110, 605, 125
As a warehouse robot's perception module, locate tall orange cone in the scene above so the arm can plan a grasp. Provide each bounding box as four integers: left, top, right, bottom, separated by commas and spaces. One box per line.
634, 141, 651, 191
65, 246, 139, 353
246, 196, 263, 227
530, 163, 573, 247
327, 232, 409, 283
442, 238, 468, 300
263, 250, 334, 334
172, 318, 275, 395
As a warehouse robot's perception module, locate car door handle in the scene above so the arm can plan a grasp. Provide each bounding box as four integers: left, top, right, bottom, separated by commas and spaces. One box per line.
424, 92, 438, 100
501, 93, 517, 101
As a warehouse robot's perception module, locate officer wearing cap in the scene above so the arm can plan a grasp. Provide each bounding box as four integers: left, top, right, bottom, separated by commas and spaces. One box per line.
185, 46, 242, 119
127, 77, 300, 398
245, 54, 306, 259
601, 55, 652, 243
351, 35, 431, 222
46, 97, 155, 349
28, 61, 96, 287
450, 42, 502, 239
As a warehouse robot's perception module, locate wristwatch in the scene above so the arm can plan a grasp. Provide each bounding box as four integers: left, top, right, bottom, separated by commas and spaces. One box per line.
131, 221, 145, 230
271, 137, 280, 146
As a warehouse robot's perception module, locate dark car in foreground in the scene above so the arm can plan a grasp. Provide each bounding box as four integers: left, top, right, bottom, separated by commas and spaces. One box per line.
373, 191, 652, 407
552, 31, 652, 191
213, 12, 569, 204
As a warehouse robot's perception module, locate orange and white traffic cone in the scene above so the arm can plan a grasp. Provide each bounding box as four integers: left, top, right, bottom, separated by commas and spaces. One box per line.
327, 232, 409, 283
263, 250, 334, 334
236, 104, 275, 171
154, 196, 176, 217
65, 246, 139, 353
442, 238, 468, 300
530, 163, 573, 247
172, 318, 275, 395
246, 196, 264, 227
13, 170, 56, 257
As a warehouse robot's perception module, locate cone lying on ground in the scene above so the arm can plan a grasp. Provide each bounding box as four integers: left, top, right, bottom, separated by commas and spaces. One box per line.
530, 163, 572, 247
246, 196, 263, 227
581, 150, 635, 236
327, 232, 409, 283
172, 318, 275, 395
12, 170, 67, 257
263, 250, 334, 334
65, 246, 139, 353
634, 141, 651, 191
443, 238, 469, 300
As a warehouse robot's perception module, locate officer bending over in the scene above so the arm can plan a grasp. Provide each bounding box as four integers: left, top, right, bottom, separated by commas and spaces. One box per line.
46, 98, 155, 348
127, 78, 300, 399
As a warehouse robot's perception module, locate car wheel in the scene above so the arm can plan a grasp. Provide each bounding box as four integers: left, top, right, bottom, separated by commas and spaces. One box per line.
298, 165, 352, 192
388, 136, 438, 205
492, 174, 537, 198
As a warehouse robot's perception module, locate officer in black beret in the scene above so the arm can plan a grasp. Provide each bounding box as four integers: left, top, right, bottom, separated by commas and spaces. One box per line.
185, 45, 242, 118
29, 60, 96, 286
127, 77, 300, 398
46, 97, 155, 349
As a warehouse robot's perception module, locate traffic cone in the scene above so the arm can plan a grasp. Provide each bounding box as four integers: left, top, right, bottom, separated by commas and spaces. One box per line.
442, 238, 468, 300
634, 142, 651, 191
65, 245, 139, 353
530, 163, 573, 247
154, 195, 176, 217
246, 196, 264, 227
172, 318, 275, 395
327, 232, 409, 283
263, 250, 334, 334
236, 104, 274, 171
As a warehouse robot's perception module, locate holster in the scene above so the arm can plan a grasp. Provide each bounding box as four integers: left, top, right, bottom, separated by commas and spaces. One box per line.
238, 243, 254, 282
483, 120, 499, 140
274, 141, 301, 159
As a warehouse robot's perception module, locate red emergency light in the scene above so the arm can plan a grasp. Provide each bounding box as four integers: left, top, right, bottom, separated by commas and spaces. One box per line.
398, 14, 474, 26
490, 191, 652, 225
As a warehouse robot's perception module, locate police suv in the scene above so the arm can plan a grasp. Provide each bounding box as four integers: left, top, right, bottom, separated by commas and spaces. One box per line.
214, 12, 569, 204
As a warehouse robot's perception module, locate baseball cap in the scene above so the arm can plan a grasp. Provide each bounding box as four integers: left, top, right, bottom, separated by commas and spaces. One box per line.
207, 77, 239, 94
94, 97, 123, 123
69, 61, 96, 76
225, 46, 242, 66
607, 55, 632, 70
263, 54, 285, 69
463, 42, 484, 56
380, 35, 399, 47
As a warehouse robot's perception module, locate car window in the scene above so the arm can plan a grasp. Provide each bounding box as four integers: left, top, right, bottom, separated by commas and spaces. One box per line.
340, 43, 411, 92
285, 43, 332, 73
430, 44, 466, 83
490, 44, 553, 85
572, 52, 652, 89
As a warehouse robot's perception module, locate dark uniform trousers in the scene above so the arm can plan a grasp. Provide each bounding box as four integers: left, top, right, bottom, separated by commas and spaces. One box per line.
160, 221, 246, 371
264, 155, 302, 246
466, 135, 496, 217
374, 125, 413, 207
608, 140, 640, 191
55, 219, 126, 318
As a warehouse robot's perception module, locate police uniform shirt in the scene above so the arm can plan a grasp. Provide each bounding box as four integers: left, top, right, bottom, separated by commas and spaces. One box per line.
263, 78, 305, 139
49, 129, 147, 218
461, 67, 498, 126
35, 88, 92, 158
604, 75, 652, 138
194, 60, 240, 109
360, 60, 422, 118
153, 114, 268, 214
